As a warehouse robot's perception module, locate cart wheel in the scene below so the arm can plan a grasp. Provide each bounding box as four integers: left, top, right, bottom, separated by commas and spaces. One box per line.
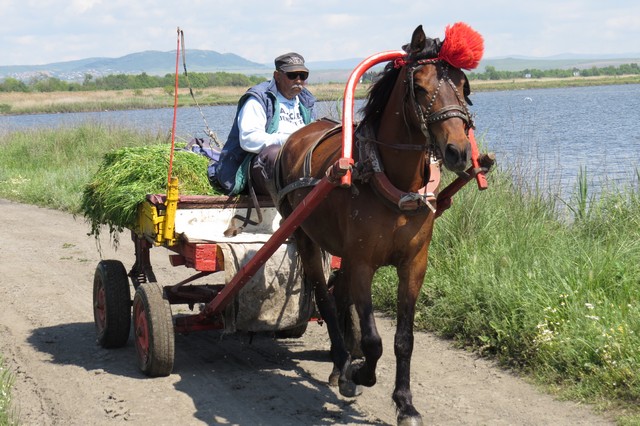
93, 260, 131, 348
275, 322, 308, 339
132, 282, 175, 377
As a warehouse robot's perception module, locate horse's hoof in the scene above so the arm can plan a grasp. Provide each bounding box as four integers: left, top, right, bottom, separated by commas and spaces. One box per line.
338, 380, 363, 398
349, 358, 376, 387
328, 367, 339, 387
397, 414, 423, 426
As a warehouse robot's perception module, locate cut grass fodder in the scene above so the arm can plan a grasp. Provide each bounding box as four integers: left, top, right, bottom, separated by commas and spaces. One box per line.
81, 144, 219, 240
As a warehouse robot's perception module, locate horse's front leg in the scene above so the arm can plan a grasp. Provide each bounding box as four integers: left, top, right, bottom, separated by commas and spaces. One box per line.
393, 254, 429, 426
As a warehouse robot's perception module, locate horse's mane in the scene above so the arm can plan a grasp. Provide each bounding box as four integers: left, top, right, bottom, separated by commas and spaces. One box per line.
360, 63, 402, 132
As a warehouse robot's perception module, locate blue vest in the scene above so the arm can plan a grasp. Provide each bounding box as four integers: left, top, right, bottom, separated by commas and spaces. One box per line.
214, 79, 316, 193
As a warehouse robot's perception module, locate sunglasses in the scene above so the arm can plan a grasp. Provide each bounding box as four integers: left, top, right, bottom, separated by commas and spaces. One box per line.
284, 71, 308, 81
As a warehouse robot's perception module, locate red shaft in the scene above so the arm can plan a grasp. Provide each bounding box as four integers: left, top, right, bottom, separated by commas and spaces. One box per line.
341, 50, 405, 186
469, 128, 488, 190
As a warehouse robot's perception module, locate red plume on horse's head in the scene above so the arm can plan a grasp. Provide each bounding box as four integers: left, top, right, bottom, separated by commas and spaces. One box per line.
438, 22, 484, 70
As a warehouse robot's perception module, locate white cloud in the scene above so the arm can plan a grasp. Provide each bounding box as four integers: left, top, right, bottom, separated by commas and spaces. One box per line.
1, 0, 639, 66
68, 0, 102, 14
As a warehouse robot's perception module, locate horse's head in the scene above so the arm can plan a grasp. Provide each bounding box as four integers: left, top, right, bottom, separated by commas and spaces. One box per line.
402, 23, 484, 172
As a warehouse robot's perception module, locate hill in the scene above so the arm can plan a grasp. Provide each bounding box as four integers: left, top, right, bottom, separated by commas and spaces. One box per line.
1, 50, 639, 84
477, 55, 640, 72
0, 50, 268, 82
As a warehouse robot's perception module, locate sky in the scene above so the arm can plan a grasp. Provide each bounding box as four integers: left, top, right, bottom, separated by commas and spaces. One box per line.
1, 0, 639, 67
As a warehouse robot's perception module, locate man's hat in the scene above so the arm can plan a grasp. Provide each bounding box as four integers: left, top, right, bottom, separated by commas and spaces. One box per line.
274, 52, 309, 73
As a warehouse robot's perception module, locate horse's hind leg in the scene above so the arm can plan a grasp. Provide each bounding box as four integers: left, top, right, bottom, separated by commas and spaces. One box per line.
343, 261, 382, 388
328, 268, 363, 387
293, 229, 358, 396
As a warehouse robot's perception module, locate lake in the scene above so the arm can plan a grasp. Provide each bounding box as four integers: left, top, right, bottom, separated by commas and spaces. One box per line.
2, 84, 639, 200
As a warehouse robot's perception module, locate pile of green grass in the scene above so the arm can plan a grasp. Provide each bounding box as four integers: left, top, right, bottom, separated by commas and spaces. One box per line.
81, 144, 217, 239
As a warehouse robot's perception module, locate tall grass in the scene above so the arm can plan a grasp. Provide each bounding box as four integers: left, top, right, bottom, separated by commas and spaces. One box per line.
373, 166, 640, 414
0, 124, 169, 212
0, 356, 16, 426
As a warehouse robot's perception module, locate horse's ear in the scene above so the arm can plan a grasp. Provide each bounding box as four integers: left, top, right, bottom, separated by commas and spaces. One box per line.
407, 25, 427, 55
404, 25, 442, 59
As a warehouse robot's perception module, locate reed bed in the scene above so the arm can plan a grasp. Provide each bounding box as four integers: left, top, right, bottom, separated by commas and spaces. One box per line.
0, 83, 365, 115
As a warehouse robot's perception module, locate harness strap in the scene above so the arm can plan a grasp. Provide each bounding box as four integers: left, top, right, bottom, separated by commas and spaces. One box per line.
274, 120, 344, 209
357, 124, 441, 213
369, 161, 440, 213
426, 105, 470, 124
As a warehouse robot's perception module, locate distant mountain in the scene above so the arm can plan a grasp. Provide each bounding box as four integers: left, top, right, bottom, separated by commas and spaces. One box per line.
0, 50, 268, 82
1, 50, 639, 83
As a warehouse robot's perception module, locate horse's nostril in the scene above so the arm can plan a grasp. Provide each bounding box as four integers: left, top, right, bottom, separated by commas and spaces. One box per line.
444, 144, 470, 169
445, 145, 461, 164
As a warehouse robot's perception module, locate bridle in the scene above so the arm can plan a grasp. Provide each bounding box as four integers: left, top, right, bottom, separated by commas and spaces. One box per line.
358, 58, 473, 155
405, 58, 474, 149
351, 58, 474, 213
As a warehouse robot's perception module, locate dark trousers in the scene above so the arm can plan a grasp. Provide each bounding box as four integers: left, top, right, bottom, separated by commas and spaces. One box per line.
249, 144, 280, 195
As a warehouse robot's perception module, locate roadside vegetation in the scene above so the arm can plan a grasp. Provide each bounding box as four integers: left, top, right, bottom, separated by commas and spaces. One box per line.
0, 124, 639, 422
0, 356, 16, 426
374, 165, 640, 422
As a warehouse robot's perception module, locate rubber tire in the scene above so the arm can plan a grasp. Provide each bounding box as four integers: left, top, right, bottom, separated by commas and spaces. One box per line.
93, 260, 132, 348
133, 282, 175, 377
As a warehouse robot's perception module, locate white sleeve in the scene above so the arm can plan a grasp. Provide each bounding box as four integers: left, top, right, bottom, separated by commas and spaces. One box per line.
237, 98, 287, 153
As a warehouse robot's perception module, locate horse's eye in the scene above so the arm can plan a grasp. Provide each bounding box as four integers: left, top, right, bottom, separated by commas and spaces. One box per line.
413, 85, 428, 98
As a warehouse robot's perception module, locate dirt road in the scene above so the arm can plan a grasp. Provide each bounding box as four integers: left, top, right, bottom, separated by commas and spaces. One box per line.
0, 199, 613, 425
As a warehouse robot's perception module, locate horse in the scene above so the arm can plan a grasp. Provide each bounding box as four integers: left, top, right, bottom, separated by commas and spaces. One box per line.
270, 23, 484, 426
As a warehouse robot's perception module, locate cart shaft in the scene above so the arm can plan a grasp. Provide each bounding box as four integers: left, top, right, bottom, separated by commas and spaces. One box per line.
201, 176, 338, 318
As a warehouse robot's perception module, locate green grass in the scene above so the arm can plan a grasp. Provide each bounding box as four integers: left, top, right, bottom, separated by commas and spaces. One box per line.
373, 167, 640, 419
0, 356, 16, 426
0, 124, 171, 212
1, 125, 639, 422
81, 144, 216, 240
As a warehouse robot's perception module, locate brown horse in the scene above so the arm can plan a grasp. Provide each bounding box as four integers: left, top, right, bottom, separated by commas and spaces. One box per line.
271, 24, 483, 426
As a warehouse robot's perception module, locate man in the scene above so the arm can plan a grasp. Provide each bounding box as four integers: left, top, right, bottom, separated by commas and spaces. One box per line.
213, 52, 317, 195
